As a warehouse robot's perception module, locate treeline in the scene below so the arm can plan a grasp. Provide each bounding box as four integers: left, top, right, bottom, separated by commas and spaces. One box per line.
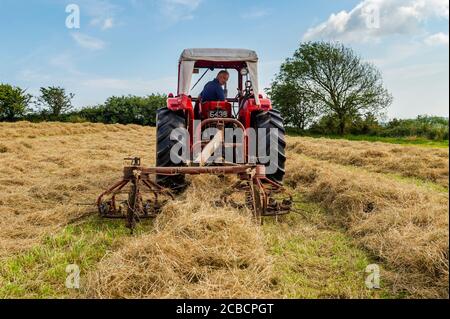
0, 83, 166, 126
307, 114, 449, 141
1, 83, 448, 141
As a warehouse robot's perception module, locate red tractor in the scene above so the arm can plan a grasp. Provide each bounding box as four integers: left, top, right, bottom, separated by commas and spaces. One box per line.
157, 48, 286, 189
98, 49, 290, 229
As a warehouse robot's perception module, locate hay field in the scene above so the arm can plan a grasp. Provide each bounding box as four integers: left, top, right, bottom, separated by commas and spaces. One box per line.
0, 122, 448, 299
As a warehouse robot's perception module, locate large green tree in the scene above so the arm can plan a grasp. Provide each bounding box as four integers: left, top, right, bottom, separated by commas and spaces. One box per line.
0, 84, 32, 121
273, 42, 393, 134
268, 80, 318, 131
37, 86, 75, 117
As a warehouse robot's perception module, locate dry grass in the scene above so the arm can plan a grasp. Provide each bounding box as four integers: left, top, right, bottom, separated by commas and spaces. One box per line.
86, 175, 276, 299
0, 121, 154, 257
0, 122, 448, 299
285, 153, 449, 298
286, 136, 449, 188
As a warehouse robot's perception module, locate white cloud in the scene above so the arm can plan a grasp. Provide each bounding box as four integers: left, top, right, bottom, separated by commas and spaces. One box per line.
90, 17, 115, 30
18, 69, 51, 82
73, 76, 177, 107
303, 0, 449, 42
49, 53, 82, 75
71, 33, 106, 50
425, 32, 449, 45
79, 0, 120, 30
81, 76, 176, 93
159, 0, 203, 22
102, 18, 114, 30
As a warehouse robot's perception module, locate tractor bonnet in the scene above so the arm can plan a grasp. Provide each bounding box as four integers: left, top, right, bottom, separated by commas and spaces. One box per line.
178, 48, 261, 105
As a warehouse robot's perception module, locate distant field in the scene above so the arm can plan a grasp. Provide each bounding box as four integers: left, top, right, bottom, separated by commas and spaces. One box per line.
0, 122, 448, 299
286, 131, 449, 148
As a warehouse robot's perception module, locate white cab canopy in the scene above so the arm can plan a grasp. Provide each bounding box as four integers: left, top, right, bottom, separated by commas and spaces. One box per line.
178, 48, 261, 105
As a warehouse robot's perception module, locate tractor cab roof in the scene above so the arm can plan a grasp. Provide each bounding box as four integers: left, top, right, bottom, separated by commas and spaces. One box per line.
179, 48, 258, 63
178, 48, 261, 104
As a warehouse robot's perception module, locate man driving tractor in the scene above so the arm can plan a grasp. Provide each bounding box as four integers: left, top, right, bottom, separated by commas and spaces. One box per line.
97, 48, 290, 229
199, 70, 230, 102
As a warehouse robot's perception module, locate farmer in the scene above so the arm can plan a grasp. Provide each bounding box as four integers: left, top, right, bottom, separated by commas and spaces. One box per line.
199, 70, 229, 102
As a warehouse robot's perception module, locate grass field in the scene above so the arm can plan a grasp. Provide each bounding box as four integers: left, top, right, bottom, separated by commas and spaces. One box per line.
286, 131, 449, 148
0, 122, 448, 299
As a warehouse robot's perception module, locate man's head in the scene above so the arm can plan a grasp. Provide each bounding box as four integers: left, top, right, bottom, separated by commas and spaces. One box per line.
216, 70, 230, 86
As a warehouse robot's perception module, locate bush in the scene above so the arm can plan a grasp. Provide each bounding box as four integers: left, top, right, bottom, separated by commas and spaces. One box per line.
307, 114, 448, 141
308, 114, 382, 136
76, 94, 166, 125
382, 116, 449, 141
63, 114, 88, 123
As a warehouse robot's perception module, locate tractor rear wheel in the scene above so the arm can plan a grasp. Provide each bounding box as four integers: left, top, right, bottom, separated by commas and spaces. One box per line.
253, 109, 286, 184
156, 108, 187, 191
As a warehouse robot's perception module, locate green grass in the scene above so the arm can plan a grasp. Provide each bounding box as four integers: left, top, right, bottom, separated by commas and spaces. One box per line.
1, 196, 400, 299
296, 152, 448, 193
0, 217, 154, 299
263, 196, 395, 299
385, 172, 448, 193
286, 130, 449, 148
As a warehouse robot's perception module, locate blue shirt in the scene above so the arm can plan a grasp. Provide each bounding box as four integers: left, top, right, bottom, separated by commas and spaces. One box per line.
200, 78, 225, 102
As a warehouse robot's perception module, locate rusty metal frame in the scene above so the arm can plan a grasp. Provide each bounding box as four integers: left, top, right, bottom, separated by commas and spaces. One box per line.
97, 159, 291, 230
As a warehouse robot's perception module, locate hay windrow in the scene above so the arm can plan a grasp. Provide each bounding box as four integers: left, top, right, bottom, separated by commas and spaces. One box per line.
286, 136, 449, 188
285, 153, 449, 298
86, 176, 277, 299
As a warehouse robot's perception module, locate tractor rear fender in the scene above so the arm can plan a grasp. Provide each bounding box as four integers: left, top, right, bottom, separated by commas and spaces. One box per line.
166, 94, 195, 146
239, 97, 272, 128
167, 94, 194, 112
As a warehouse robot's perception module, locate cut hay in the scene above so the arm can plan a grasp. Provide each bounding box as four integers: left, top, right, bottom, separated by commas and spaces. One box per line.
286, 136, 449, 188
285, 153, 449, 298
86, 176, 277, 299
1, 121, 448, 299
0, 121, 155, 257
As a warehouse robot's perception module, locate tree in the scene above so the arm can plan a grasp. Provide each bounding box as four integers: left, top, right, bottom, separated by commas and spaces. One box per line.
267, 80, 318, 131
37, 86, 75, 117
0, 84, 32, 121
276, 42, 393, 135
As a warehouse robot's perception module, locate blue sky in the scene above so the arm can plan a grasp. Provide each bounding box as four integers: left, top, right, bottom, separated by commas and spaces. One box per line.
0, 0, 448, 118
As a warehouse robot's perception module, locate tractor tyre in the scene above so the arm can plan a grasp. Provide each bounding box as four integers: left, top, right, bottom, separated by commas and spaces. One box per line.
156, 108, 187, 192
253, 109, 286, 184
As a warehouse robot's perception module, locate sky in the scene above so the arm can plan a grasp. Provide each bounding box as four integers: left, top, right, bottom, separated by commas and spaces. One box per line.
0, 0, 448, 119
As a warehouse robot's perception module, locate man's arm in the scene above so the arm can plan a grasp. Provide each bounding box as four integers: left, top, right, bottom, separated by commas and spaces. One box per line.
216, 84, 226, 101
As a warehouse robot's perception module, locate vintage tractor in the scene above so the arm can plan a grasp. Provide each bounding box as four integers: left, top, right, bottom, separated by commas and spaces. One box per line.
97, 49, 290, 230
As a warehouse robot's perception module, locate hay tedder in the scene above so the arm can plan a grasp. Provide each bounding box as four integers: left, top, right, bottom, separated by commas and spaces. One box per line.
97, 49, 291, 230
